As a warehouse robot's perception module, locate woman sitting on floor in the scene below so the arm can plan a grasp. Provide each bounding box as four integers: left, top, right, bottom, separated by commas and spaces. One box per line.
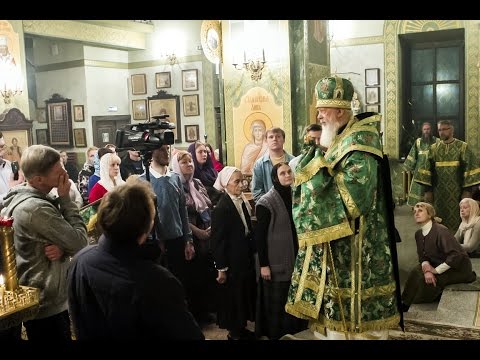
401, 202, 476, 312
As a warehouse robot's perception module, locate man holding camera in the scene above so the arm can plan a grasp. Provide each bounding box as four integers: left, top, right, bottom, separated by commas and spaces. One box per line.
140, 145, 195, 284
119, 149, 145, 181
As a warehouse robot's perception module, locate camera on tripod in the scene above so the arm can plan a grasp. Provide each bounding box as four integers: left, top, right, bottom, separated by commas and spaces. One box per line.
115, 114, 175, 152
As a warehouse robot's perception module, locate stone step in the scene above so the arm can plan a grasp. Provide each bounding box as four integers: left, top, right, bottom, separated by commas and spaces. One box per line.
401, 318, 480, 340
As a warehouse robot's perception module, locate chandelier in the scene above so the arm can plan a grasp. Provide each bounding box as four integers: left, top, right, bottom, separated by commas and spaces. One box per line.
233, 49, 266, 82
0, 62, 23, 104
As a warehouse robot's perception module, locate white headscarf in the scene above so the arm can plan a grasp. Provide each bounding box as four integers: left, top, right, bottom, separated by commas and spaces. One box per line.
97, 152, 125, 192
214, 166, 252, 215
458, 198, 480, 248
213, 166, 237, 192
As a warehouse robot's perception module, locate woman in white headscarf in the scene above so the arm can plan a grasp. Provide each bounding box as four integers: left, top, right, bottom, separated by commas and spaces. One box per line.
455, 198, 480, 256
211, 166, 256, 340
88, 152, 125, 204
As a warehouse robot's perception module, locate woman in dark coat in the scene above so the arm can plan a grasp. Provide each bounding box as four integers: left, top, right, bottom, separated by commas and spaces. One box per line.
211, 166, 256, 340
401, 202, 477, 312
254, 162, 308, 339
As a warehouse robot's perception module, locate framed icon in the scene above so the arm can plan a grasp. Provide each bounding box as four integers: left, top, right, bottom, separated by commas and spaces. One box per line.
131, 73, 147, 95
365, 68, 380, 86
74, 128, 87, 147
73, 105, 84, 122
185, 125, 199, 142
365, 87, 380, 104
132, 99, 148, 121
182, 94, 200, 117
155, 72, 171, 89
182, 69, 198, 91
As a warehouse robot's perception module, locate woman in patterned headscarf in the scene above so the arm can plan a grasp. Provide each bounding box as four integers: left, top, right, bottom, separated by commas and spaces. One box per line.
171, 150, 218, 324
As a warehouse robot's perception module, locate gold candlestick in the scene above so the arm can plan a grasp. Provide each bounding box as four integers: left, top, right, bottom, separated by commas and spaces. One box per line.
0, 217, 18, 291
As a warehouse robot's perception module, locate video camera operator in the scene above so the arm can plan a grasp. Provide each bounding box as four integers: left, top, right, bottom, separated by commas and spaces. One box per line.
119, 148, 145, 181
115, 117, 195, 281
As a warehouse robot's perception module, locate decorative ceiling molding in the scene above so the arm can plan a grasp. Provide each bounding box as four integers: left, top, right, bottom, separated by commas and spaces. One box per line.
331, 36, 384, 48
401, 20, 463, 34
22, 20, 147, 50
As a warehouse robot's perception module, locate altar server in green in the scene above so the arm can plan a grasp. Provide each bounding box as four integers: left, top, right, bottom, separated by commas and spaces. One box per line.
403, 122, 439, 206
285, 76, 400, 340
415, 120, 480, 232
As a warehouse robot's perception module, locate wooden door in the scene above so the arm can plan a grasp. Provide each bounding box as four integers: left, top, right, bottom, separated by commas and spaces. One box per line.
92, 115, 130, 148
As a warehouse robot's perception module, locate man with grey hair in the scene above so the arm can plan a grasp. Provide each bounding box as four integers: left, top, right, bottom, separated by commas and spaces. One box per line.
285, 76, 401, 340
1, 145, 88, 340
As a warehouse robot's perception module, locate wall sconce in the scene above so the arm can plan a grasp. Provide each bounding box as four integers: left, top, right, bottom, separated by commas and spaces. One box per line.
164, 53, 177, 66
0, 69, 23, 105
233, 49, 266, 81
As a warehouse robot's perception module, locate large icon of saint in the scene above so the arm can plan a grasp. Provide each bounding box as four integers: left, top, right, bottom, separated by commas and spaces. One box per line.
240, 112, 273, 175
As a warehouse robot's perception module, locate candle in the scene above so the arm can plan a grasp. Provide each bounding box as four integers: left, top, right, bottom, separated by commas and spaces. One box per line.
262, 48, 265, 62
243, 51, 247, 63
0, 274, 5, 307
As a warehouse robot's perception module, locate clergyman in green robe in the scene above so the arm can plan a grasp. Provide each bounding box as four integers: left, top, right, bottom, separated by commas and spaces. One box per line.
415, 120, 480, 232
403, 122, 439, 206
285, 76, 400, 340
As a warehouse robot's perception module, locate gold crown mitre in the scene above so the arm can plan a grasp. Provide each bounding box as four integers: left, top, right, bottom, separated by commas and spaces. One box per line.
315, 76, 354, 109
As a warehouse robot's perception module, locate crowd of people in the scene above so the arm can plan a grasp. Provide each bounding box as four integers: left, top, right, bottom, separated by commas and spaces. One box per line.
1, 75, 479, 342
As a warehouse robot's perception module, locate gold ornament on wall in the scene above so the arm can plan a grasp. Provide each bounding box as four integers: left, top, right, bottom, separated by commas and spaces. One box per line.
201, 20, 222, 64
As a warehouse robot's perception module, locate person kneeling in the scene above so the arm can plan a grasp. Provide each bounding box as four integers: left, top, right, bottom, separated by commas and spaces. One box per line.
401, 202, 477, 312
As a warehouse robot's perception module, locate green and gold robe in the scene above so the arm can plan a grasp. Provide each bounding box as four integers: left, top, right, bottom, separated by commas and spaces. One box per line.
404, 136, 439, 206
415, 139, 480, 232
286, 114, 400, 334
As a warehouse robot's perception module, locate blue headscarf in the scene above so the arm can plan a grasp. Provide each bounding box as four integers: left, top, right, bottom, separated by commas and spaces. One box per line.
187, 142, 218, 187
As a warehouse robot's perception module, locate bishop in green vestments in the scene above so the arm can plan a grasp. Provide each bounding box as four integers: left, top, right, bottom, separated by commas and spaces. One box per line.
285, 76, 400, 339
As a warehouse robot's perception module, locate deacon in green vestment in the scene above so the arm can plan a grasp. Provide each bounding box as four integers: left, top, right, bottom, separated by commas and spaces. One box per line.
403, 122, 439, 206
285, 76, 400, 339
415, 120, 480, 232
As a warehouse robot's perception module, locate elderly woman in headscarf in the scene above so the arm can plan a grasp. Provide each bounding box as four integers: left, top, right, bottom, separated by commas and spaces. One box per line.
210, 166, 256, 340
454, 198, 480, 257
171, 150, 217, 325
187, 141, 221, 205
401, 202, 476, 312
88, 152, 125, 204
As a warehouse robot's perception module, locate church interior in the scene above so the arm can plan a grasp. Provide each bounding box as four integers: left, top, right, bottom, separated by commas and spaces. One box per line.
1, 19, 480, 340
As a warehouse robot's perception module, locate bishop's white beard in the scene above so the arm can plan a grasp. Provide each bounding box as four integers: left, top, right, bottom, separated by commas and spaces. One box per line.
320, 121, 340, 149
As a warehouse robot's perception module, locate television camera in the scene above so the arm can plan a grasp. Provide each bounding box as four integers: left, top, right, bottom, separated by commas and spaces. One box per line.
115, 114, 175, 153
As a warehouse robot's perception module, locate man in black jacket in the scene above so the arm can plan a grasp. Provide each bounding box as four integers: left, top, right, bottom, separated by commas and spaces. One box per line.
67, 181, 204, 340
